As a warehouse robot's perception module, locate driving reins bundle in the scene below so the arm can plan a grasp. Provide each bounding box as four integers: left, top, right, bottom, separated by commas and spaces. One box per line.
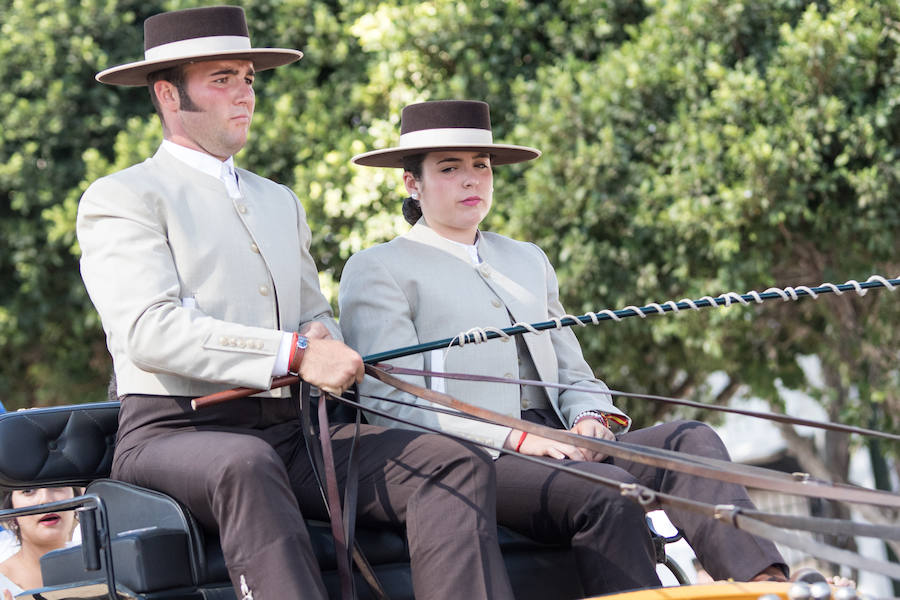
191, 274, 900, 595
359, 364, 900, 580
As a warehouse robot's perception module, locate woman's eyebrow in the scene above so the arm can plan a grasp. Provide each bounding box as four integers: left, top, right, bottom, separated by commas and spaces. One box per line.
435, 154, 489, 165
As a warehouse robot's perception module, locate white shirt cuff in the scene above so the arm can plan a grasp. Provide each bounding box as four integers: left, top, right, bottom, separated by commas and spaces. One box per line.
272, 332, 294, 377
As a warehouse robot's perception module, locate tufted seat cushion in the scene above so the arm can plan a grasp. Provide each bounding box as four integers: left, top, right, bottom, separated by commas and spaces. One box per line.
0, 402, 118, 488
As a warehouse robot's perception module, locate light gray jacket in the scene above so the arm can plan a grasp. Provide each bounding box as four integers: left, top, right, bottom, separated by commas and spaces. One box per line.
339, 220, 629, 452
77, 146, 339, 399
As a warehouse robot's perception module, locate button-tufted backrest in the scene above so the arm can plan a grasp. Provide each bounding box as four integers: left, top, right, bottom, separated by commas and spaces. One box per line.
0, 402, 120, 488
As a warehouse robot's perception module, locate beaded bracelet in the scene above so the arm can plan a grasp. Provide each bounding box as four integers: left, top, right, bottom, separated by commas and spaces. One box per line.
573, 410, 608, 428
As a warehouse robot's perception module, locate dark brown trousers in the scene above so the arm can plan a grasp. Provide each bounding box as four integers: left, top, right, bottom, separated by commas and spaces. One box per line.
495, 419, 786, 595
111, 394, 513, 600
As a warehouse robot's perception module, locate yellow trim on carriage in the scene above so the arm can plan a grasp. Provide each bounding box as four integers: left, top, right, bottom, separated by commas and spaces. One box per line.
591, 581, 799, 600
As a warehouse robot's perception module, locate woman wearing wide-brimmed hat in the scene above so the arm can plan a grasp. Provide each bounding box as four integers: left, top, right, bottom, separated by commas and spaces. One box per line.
339, 100, 789, 594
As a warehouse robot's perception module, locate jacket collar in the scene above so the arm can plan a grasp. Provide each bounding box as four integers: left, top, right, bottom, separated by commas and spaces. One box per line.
403, 219, 480, 266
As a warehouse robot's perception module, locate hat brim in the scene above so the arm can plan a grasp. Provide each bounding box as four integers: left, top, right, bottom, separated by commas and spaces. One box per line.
96, 48, 303, 86
352, 143, 541, 168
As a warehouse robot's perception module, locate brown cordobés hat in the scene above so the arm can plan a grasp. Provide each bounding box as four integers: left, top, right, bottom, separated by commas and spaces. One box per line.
96, 5, 302, 86
352, 100, 541, 168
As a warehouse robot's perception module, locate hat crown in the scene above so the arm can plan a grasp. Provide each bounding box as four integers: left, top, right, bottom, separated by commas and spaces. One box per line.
400, 100, 491, 135
144, 6, 250, 52
351, 100, 540, 168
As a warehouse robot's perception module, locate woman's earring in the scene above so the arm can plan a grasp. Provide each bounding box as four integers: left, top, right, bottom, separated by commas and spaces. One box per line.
411, 192, 419, 200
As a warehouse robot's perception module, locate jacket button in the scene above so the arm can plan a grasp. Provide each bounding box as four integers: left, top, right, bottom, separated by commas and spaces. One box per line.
238, 204, 248, 214
501, 337, 510, 342
479, 264, 491, 278
520, 398, 528, 410
250, 242, 260, 253
219, 336, 228, 345
259, 285, 269, 296
503, 372, 514, 379
491, 299, 501, 308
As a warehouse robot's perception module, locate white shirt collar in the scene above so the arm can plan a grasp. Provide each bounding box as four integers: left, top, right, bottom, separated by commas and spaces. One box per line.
442, 231, 483, 265
161, 140, 240, 197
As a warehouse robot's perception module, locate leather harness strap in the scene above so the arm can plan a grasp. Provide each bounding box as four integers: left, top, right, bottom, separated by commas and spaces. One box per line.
378, 364, 900, 443
316, 393, 354, 600
334, 386, 900, 581
299, 383, 389, 600
730, 515, 900, 579
364, 364, 900, 509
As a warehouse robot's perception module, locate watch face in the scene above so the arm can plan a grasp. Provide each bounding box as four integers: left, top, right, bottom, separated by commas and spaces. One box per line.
297, 335, 309, 349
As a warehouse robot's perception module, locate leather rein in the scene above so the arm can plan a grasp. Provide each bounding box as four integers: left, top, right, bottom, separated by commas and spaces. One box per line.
348, 367, 900, 580
189, 275, 900, 591
191, 361, 900, 592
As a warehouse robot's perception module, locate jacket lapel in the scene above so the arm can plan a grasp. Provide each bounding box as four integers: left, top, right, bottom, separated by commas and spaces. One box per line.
478, 235, 561, 397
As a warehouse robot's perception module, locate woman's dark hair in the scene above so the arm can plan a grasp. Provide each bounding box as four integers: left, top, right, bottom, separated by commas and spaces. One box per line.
1, 487, 81, 543
1, 488, 19, 541
401, 153, 426, 225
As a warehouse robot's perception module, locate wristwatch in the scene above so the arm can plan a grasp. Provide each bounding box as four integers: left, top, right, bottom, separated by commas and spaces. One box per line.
289, 334, 309, 374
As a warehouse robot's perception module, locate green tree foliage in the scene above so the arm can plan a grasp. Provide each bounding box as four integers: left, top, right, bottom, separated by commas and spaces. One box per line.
2, 1, 898, 497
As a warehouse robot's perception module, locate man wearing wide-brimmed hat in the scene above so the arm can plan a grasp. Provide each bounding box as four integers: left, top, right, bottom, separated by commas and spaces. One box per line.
77, 7, 514, 599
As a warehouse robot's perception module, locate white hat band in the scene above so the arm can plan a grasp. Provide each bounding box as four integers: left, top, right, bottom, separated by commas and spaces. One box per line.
398, 127, 494, 148
144, 35, 252, 62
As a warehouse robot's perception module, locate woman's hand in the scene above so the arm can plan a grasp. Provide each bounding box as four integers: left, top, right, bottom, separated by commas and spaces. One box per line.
504, 429, 589, 461
4, 590, 13, 600
570, 418, 615, 462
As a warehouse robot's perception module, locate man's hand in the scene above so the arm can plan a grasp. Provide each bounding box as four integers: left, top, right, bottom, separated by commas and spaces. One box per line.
298, 321, 333, 340
570, 418, 615, 462
297, 338, 364, 396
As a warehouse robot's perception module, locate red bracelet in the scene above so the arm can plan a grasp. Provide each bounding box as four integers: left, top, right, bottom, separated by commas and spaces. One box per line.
514, 431, 528, 452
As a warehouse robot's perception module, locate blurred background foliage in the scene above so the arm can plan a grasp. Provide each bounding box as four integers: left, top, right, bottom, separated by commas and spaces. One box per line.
2, 0, 899, 496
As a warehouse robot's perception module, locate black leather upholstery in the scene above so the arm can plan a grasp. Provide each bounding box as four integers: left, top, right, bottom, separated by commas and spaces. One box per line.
1, 403, 583, 599
0, 402, 118, 488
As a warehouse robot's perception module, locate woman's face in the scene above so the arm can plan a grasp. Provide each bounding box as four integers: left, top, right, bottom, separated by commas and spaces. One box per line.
11, 487, 77, 548
405, 150, 493, 244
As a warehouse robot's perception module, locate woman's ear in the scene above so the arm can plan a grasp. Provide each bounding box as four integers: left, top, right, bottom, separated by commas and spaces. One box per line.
403, 171, 419, 197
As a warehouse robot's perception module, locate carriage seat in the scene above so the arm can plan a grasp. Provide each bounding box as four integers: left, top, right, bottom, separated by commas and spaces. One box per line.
0, 402, 583, 600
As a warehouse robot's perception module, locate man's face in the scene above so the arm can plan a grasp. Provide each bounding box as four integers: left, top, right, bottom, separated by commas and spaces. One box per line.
167, 59, 256, 160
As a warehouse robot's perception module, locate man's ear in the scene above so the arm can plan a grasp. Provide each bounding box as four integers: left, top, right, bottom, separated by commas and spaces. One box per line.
153, 79, 180, 112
